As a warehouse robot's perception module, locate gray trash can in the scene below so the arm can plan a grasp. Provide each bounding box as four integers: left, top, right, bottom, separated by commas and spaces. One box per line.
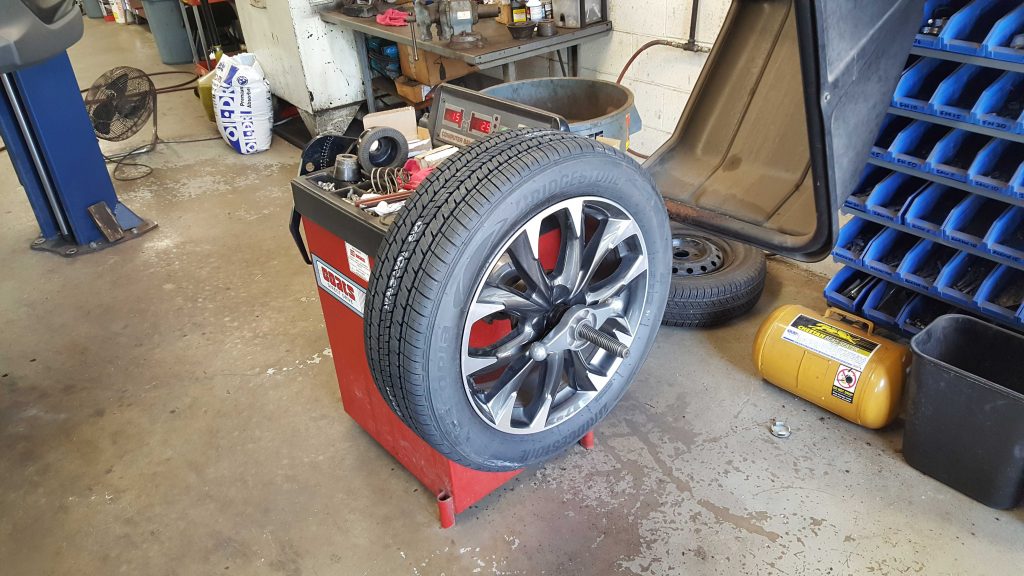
141, 0, 193, 65
83, 0, 104, 18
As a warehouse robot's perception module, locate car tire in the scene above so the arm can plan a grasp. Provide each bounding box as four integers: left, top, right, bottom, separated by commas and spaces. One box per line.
365, 130, 671, 471
662, 223, 766, 328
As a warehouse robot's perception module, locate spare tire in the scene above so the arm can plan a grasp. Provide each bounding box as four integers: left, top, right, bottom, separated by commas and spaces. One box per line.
365, 130, 671, 471
662, 223, 766, 328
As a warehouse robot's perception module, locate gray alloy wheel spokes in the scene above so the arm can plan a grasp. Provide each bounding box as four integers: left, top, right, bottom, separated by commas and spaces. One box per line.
461, 197, 650, 434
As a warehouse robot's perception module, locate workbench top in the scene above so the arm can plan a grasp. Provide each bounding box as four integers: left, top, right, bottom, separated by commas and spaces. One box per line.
319, 9, 612, 66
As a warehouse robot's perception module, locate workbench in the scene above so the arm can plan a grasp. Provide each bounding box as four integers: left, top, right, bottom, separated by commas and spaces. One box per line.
319, 9, 612, 112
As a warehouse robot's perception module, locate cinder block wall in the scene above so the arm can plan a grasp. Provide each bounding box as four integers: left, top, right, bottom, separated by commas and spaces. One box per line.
516, 0, 731, 155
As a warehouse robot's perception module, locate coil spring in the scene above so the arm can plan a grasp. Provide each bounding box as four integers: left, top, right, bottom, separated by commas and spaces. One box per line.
369, 167, 412, 195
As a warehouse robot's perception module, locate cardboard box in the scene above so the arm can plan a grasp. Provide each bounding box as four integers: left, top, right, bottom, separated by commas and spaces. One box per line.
394, 76, 432, 104
398, 44, 476, 86
363, 106, 419, 142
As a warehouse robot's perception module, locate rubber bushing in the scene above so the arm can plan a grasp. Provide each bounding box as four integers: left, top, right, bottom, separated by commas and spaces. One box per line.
357, 126, 409, 173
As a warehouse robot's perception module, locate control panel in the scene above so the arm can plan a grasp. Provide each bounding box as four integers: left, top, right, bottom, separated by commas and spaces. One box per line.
428, 84, 570, 148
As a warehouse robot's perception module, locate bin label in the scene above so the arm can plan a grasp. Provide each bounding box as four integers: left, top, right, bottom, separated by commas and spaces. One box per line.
782, 315, 879, 371
313, 255, 365, 317
832, 365, 861, 404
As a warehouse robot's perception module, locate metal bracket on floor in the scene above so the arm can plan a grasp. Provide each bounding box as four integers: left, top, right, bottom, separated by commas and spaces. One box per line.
30, 201, 157, 258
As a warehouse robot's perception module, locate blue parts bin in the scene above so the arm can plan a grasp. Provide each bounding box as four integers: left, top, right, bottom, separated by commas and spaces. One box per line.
890, 121, 950, 170
893, 58, 959, 113
824, 267, 879, 311
925, 129, 991, 181
904, 183, 967, 235
983, 4, 1024, 63
984, 206, 1024, 261
936, 252, 997, 306
897, 295, 953, 335
931, 64, 1003, 121
865, 172, 927, 222
971, 71, 1024, 131
976, 265, 1024, 319
903, 314, 1024, 509
939, 0, 1020, 56
846, 164, 892, 211
942, 194, 1008, 247
898, 240, 958, 291
916, 1, 971, 48
834, 218, 884, 265
863, 282, 915, 329
967, 138, 1024, 193
864, 229, 920, 277
872, 115, 913, 161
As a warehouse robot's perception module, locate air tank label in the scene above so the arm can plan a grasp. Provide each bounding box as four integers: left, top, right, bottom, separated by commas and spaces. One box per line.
782, 315, 879, 371
832, 365, 861, 404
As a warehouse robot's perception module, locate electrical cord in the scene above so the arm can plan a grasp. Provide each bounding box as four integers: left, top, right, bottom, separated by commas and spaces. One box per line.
615, 39, 711, 160
107, 134, 223, 181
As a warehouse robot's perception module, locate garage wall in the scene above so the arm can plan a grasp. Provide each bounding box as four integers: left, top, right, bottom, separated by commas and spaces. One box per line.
517, 0, 731, 155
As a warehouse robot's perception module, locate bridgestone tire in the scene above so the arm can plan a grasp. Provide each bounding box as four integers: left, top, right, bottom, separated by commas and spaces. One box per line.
662, 223, 766, 328
365, 130, 671, 471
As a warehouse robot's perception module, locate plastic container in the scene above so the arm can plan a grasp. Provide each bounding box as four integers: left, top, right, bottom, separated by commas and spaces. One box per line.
824, 267, 879, 311
915, 0, 971, 48
896, 295, 954, 335
1010, 161, 1024, 198
941, 194, 1007, 248
966, 138, 1024, 194
864, 173, 928, 223
142, 0, 194, 65
983, 206, 1024, 262
892, 58, 959, 113
83, 0, 104, 18
975, 264, 1024, 320
871, 115, 914, 162
925, 130, 990, 182
983, 3, 1024, 63
935, 252, 997, 306
889, 121, 950, 171
930, 64, 1003, 122
903, 314, 1024, 509
971, 71, 1024, 132
864, 229, 920, 278
904, 184, 967, 236
897, 240, 958, 292
862, 281, 915, 329
939, 0, 1019, 56
845, 164, 891, 212
833, 218, 885, 266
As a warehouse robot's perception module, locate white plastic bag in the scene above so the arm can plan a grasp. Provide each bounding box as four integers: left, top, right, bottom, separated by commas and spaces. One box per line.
213, 53, 273, 154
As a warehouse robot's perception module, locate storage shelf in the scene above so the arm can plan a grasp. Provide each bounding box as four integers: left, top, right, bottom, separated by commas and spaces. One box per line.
910, 46, 1024, 74
837, 260, 1023, 333
867, 157, 1024, 208
841, 208, 1024, 273
887, 107, 1024, 144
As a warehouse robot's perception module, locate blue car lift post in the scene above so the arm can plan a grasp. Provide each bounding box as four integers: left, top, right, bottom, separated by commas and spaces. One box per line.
0, 52, 156, 257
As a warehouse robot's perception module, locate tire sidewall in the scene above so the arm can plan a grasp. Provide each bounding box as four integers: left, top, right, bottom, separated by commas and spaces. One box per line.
420, 154, 671, 469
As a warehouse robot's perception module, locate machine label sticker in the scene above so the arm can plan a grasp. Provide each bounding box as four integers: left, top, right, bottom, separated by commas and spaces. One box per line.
345, 242, 372, 283
832, 365, 861, 404
438, 128, 474, 147
782, 315, 879, 371
313, 256, 366, 317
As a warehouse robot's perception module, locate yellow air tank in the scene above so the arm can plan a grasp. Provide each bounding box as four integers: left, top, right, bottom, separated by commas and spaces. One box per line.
753, 306, 910, 429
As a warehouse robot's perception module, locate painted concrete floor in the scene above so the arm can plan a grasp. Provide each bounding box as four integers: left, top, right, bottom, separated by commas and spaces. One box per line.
2, 19, 1022, 576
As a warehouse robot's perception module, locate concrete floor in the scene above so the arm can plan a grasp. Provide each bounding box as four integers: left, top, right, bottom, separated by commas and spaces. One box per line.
2, 19, 1022, 576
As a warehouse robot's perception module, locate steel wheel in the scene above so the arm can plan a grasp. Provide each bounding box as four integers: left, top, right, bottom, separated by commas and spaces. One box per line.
461, 197, 650, 434
672, 233, 725, 276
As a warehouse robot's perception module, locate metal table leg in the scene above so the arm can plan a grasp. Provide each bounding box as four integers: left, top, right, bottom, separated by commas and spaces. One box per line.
569, 45, 579, 76
353, 31, 376, 113
180, 1, 199, 67
193, 6, 211, 70
502, 62, 517, 82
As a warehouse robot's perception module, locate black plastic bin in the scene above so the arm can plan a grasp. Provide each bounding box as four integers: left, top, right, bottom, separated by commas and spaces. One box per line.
903, 314, 1024, 509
